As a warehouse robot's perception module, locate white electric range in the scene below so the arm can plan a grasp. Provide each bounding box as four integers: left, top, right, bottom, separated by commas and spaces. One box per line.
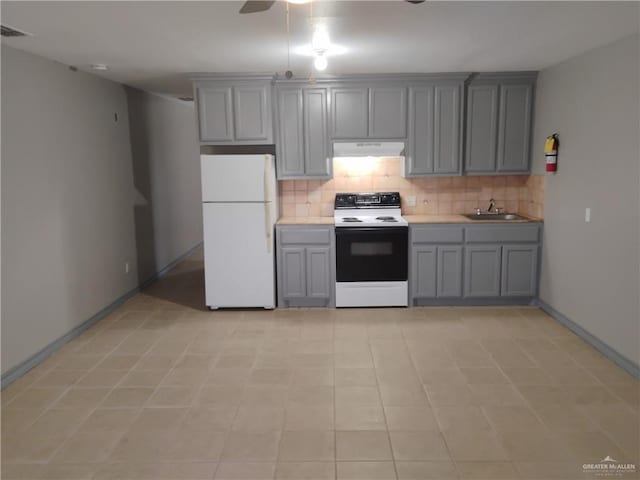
334, 192, 408, 307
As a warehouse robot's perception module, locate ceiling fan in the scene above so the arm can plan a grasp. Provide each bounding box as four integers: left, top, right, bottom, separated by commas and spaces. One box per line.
240, 0, 425, 14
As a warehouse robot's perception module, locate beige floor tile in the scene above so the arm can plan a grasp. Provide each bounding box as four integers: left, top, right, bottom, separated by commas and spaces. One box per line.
379, 384, 430, 407
455, 461, 518, 479
3, 431, 70, 463
38, 463, 99, 479
196, 385, 244, 406
482, 405, 547, 432
161, 367, 209, 386
175, 354, 216, 369
499, 430, 573, 461
24, 408, 88, 437
288, 385, 334, 406
215, 462, 276, 479
77, 408, 140, 433
279, 431, 335, 461
207, 368, 252, 385
109, 430, 173, 461
293, 367, 335, 386
52, 387, 110, 410
459, 367, 509, 384
418, 368, 466, 386
95, 354, 141, 370
133, 355, 177, 370
249, 368, 293, 386
442, 430, 508, 461
395, 461, 458, 479
433, 406, 491, 432
390, 431, 451, 461
232, 406, 285, 431
181, 406, 237, 431
337, 461, 396, 479
165, 427, 227, 461
119, 369, 167, 387
515, 461, 595, 479
335, 386, 381, 405
243, 386, 289, 406
221, 431, 281, 461
128, 407, 187, 432
76, 369, 128, 388
276, 462, 335, 479
1, 463, 44, 480
335, 351, 374, 368
4, 387, 66, 410
424, 384, 477, 407
336, 404, 387, 430
558, 431, 628, 461
51, 430, 124, 463
102, 387, 154, 407
146, 385, 197, 406
216, 354, 256, 369
285, 405, 334, 430
566, 385, 621, 406
533, 405, 599, 432
1, 407, 43, 434
516, 384, 574, 407
501, 367, 552, 385
95, 461, 217, 479
336, 431, 393, 461
384, 405, 439, 431
376, 368, 422, 388
468, 384, 526, 406
32, 369, 85, 387
54, 355, 105, 371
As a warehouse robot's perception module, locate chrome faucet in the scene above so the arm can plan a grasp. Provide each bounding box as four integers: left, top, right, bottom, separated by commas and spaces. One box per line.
488, 198, 496, 212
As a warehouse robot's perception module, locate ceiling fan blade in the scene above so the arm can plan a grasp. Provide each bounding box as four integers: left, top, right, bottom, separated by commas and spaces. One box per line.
239, 1, 276, 14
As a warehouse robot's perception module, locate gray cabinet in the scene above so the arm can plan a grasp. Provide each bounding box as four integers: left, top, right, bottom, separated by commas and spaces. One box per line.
410, 223, 541, 304
194, 78, 273, 145
330, 86, 407, 139
410, 226, 463, 303
501, 245, 538, 297
369, 87, 407, 139
464, 246, 502, 297
406, 83, 462, 176
464, 74, 536, 174
331, 88, 368, 139
276, 226, 335, 307
276, 86, 330, 179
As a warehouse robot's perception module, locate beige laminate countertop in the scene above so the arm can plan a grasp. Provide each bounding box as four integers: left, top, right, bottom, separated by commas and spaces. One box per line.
404, 214, 542, 224
276, 217, 334, 225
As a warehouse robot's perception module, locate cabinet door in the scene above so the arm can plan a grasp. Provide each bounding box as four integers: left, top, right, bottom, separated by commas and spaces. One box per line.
306, 247, 331, 299
277, 89, 305, 177
412, 246, 437, 298
281, 247, 307, 299
433, 85, 461, 174
369, 86, 407, 139
465, 85, 498, 173
406, 86, 434, 175
233, 85, 271, 141
304, 88, 331, 177
497, 83, 533, 172
437, 246, 463, 297
501, 245, 538, 297
330, 88, 368, 139
197, 86, 234, 142
464, 246, 501, 297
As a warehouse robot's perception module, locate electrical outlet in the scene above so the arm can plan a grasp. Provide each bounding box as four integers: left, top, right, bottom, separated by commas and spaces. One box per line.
406, 195, 417, 207
124, 261, 130, 274
585, 208, 591, 223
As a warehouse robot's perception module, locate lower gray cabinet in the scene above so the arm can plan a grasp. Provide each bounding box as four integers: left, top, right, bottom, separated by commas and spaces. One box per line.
276, 226, 335, 307
412, 246, 437, 298
501, 245, 538, 296
437, 246, 463, 297
464, 246, 501, 297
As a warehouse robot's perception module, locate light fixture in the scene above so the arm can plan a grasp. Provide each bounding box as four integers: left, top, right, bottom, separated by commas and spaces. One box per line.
313, 54, 328, 71
287, 0, 311, 4
90, 64, 109, 71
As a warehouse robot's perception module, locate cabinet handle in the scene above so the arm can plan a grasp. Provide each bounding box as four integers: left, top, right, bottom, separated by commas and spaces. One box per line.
264, 155, 272, 254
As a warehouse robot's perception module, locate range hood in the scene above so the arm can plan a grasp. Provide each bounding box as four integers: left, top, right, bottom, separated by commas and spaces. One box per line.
333, 142, 405, 158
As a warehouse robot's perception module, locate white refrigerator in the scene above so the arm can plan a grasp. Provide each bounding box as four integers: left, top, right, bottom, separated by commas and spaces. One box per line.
200, 154, 277, 309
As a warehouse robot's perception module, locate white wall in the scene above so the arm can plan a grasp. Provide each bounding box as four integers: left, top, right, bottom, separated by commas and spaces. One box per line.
125, 88, 202, 284
1, 46, 139, 373
1, 47, 203, 376
532, 34, 640, 365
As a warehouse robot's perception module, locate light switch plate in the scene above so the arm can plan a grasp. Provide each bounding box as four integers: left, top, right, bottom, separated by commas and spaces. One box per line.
406, 195, 417, 207
585, 208, 591, 223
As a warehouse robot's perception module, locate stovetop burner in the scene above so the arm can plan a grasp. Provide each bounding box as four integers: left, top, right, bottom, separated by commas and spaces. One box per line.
376, 216, 398, 222
342, 217, 363, 222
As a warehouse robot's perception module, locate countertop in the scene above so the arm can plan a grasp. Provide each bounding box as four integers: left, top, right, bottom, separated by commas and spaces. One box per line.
276, 216, 335, 225
404, 214, 542, 224
277, 214, 542, 226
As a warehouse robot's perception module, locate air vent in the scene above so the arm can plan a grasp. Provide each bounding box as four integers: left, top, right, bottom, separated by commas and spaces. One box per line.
178, 96, 194, 102
1, 24, 32, 37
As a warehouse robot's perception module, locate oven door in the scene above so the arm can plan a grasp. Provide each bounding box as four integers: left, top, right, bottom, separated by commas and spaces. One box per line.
335, 227, 408, 282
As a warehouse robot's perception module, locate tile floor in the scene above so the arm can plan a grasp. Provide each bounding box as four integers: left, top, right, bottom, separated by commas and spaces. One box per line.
2, 253, 638, 479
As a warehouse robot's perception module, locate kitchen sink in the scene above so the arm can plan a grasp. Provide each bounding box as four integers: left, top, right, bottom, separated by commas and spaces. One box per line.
464, 213, 525, 221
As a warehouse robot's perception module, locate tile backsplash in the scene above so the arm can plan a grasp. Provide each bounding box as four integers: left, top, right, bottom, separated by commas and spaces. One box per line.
279, 157, 544, 219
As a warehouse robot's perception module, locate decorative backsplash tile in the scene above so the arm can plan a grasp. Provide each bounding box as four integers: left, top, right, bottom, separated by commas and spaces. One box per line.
279, 157, 545, 219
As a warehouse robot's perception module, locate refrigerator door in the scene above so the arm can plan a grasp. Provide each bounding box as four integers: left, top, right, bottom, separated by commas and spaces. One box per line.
203, 202, 275, 309
201, 154, 274, 203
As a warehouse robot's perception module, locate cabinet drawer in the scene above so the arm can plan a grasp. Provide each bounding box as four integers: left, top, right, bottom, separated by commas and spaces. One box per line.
465, 225, 540, 243
279, 228, 332, 245
411, 226, 464, 244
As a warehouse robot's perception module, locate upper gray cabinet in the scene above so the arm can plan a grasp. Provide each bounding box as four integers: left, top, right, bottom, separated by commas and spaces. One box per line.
193, 77, 273, 145
330, 86, 407, 139
275, 85, 331, 179
406, 82, 463, 176
464, 73, 536, 174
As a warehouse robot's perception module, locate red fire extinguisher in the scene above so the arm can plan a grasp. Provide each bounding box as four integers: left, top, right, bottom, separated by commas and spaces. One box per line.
545, 133, 559, 173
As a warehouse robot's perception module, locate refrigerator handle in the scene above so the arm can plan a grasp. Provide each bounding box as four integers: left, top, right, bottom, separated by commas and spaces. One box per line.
264, 155, 272, 254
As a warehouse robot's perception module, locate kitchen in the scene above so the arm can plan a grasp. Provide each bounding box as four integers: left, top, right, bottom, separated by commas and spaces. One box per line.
1, 2, 638, 478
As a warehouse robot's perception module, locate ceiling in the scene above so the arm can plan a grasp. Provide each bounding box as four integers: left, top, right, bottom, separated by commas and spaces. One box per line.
2, 1, 638, 97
